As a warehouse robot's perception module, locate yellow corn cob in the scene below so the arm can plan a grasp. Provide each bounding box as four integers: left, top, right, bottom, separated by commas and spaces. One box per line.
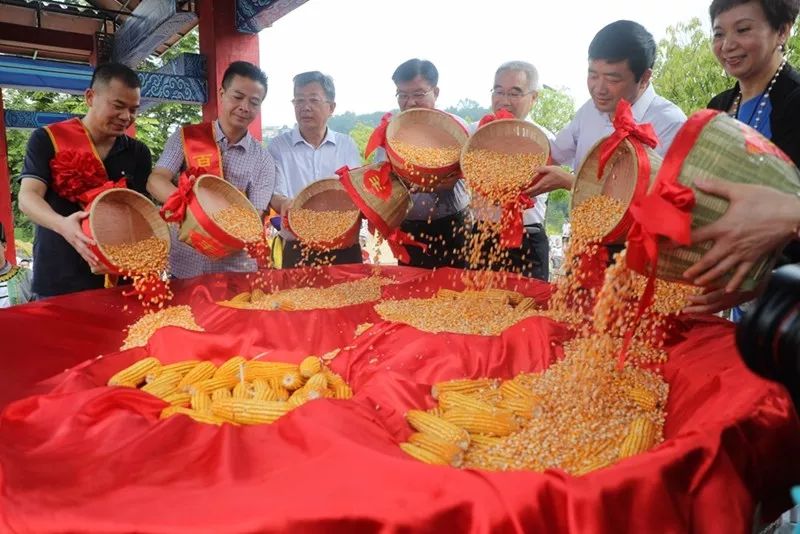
618, 417, 658, 458
287, 388, 310, 408
267, 378, 290, 401
214, 356, 247, 380
229, 291, 251, 303
141, 371, 181, 399
466, 451, 517, 470
333, 383, 353, 400
405, 410, 470, 450
573, 456, 614, 477
497, 395, 538, 418
159, 360, 202, 377
438, 391, 495, 413
299, 356, 322, 378
467, 433, 503, 449
499, 379, 533, 399
305, 372, 328, 392
232, 381, 250, 399
177, 361, 217, 388
323, 369, 346, 387
243, 361, 298, 381
108, 357, 161, 387
191, 391, 212, 412
408, 432, 464, 467
191, 374, 239, 394
281, 371, 305, 391
211, 399, 291, 424
252, 385, 280, 402
211, 388, 232, 401
164, 405, 229, 425
399, 442, 449, 466
162, 391, 191, 407
627, 386, 659, 412
431, 378, 496, 400
160, 405, 184, 419
427, 406, 444, 417
512, 373, 538, 390
470, 388, 502, 405
443, 408, 518, 437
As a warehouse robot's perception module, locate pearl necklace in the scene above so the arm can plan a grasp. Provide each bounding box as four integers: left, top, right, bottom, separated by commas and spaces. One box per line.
729, 57, 787, 132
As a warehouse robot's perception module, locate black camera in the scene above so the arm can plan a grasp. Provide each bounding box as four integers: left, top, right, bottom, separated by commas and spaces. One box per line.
737, 265, 800, 407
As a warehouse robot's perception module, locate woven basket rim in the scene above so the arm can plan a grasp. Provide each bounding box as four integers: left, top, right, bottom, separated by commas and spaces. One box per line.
88, 188, 171, 258
193, 174, 260, 218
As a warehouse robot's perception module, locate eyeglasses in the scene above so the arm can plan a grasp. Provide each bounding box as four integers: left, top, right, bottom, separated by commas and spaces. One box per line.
491, 88, 534, 100
396, 88, 434, 103
291, 96, 330, 107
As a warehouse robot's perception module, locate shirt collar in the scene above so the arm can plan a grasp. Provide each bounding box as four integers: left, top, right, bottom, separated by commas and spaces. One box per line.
291, 125, 336, 147
214, 120, 252, 151
630, 84, 656, 123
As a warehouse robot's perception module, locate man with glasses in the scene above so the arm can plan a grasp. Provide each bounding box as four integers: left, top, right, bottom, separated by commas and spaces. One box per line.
386, 58, 469, 269
268, 71, 362, 268
147, 61, 276, 278
471, 61, 553, 281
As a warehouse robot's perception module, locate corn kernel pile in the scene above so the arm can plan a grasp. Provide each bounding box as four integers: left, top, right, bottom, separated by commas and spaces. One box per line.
121, 305, 204, 350
400, 335, 668, 474
218, 276, 392, 311
374, 288, 538, 336
212, 205, 264, 242
388, 138, 460, 167
461, 149, 547, 203
290, 208, 360, 244
107, 354, 353, 425
103, 237, 173, 310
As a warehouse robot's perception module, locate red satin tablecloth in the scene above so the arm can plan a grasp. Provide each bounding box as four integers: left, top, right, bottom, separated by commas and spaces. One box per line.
0, 265, 797, 533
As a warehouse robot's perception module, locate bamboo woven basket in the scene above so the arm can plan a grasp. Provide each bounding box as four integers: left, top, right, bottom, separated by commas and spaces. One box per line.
178, 174, 261, 259
83, 188, 170, 275
385, 108, 469, 191
287, 178, 361, 250
645, 111, 800, 290
461, 119, 550, 198
571, 137, 662, 245
338, 162, 412, 233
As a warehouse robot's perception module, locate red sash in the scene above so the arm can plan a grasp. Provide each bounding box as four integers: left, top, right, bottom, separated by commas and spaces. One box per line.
181, 122, 224, 178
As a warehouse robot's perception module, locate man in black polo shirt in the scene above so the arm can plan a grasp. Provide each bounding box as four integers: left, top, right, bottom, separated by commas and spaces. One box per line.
18, 63, 152, 297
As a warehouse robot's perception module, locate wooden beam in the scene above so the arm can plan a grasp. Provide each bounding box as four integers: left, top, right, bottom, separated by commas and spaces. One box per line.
0, 22, 95, 53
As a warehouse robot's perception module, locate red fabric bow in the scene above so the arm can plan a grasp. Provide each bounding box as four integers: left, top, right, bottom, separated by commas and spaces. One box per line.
160, 167, 204, 223
499, 194, 535, 249
50, 150, 109, 204
597, 99, 659, 179
478, 108, 516, 128
385, 228, 428, 265
365, 113, 393, 159
77, 178, 128, 207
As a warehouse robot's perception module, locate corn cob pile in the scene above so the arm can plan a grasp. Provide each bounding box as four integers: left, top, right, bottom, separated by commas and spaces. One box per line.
400, 334, 668, 473
121, 305, 204, 350
107, 354, 353, 425
374, 288, 539, 336
388, 139, 460, 167
218, 276, 392, 311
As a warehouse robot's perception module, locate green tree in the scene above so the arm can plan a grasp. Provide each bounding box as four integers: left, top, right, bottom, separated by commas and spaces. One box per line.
349, 122, 376, 165
530, 86, 575, 134
445, 98, 490, 124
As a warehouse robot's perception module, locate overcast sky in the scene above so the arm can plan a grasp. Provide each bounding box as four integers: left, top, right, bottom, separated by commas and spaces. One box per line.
258, 0, 711, 127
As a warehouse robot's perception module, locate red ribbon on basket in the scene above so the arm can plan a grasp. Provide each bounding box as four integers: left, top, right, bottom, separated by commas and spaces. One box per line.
477, 108, 515, 128
499, 193, 535, 249
77, 178, 128, 207
365, 113, 393, 159
385, 228, 428, 265
597, 99, 659, 179
160, 167, 204, 223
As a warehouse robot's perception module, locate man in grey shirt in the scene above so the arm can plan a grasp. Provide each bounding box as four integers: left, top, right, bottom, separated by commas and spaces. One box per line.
386, 58, 470, 269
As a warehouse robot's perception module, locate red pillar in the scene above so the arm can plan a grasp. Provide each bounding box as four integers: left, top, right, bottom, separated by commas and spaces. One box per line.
0, 88, 16, 265
198, 0, 262, 141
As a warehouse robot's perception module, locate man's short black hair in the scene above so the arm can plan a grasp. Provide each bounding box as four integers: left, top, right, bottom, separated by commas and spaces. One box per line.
222, 61, 268, 94
392, 58, 439, 86
90, 62, 141, 90
588, 20, 656, 82
709, 0, 800, 31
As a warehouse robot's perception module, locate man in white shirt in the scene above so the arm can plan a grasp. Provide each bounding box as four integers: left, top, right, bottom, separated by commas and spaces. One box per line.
471, 61, 553, 281
529, 20, 687, 196
268, 71, 362, 268
389, 58, 470, 269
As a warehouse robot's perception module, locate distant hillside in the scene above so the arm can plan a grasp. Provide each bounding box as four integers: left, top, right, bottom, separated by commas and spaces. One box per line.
327, 99, 491, 134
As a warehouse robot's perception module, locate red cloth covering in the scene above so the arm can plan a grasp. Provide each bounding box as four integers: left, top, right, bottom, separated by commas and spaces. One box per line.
0, 265, 797, 533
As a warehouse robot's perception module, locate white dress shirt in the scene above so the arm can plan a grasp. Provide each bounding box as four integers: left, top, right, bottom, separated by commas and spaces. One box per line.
550, 85, 687, 171
268, 126, 361, 240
